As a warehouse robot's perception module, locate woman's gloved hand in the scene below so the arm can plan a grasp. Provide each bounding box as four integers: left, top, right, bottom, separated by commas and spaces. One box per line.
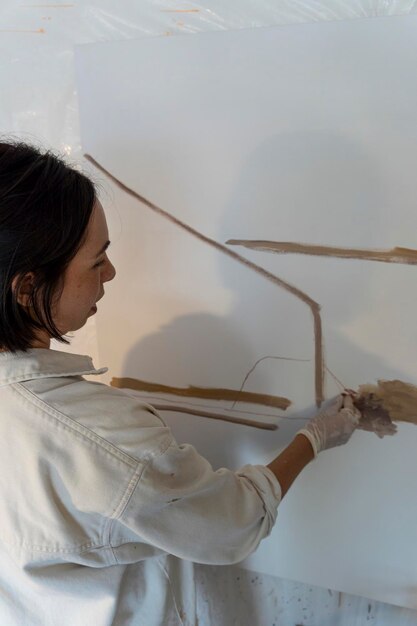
297, 394, 361, 457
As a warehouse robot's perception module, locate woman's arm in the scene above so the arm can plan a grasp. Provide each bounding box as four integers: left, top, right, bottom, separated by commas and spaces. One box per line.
267, 434, 314, 498
267, 394, 360, 498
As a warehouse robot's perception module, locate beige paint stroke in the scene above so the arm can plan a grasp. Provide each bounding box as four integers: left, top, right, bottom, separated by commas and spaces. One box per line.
136, 393, 308, 421
111, 377, 290, 409
355, 380, 417, 438
227, 240, 417, 265
152, 404, 278, 431
84, 154, 324, 406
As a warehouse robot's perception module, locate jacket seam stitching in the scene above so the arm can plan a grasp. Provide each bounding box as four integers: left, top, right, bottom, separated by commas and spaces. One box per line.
157, 558, 186, 625
109, 437, 174, 564
12, 382, 141, 467
2, 539, 111, 554
7, 383, 174, 559
0, 370, 104, 386
105, 463, 145, 564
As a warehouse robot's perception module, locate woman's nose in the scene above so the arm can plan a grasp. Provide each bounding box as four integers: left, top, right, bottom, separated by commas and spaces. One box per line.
103, 256, 116, 282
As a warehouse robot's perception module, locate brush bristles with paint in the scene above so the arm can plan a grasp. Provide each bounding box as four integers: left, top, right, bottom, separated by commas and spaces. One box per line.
354, 380, 417, 438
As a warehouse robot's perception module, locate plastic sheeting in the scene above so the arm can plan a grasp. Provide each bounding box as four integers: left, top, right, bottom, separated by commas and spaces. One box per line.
1, 1, 417, 357
2, 1, 417, 152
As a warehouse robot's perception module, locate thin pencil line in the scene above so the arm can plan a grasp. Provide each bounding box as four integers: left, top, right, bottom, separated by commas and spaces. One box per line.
325, 365, 346, 391
84, 153, 325, 406
231, 355, 309, 409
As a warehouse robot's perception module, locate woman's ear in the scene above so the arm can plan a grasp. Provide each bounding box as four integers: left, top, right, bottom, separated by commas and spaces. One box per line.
11, 273, 35, 307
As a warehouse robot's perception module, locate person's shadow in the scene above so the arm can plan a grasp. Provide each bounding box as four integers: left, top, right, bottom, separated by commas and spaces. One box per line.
119, 129, 415, 467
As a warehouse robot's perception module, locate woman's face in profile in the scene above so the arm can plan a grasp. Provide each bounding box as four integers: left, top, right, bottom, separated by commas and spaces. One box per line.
52, 200, 116, 339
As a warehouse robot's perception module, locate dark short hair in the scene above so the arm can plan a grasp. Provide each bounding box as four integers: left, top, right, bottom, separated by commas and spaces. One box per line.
0, 139, 97, 352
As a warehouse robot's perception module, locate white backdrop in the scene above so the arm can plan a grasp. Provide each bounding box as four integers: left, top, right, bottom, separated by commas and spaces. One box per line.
75, 15, 417, 609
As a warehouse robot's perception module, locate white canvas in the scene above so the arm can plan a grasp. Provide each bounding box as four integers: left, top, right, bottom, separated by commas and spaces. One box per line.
75, 15, 417, 608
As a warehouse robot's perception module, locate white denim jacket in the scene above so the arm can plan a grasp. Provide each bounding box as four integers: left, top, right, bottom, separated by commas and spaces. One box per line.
0, 349, 281, 626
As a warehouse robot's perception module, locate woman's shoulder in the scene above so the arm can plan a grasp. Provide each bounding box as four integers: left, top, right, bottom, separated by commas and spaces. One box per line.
2, 349, 173, 465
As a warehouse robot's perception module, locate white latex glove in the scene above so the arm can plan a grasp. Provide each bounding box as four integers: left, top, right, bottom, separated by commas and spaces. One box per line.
297, 394, 361, 457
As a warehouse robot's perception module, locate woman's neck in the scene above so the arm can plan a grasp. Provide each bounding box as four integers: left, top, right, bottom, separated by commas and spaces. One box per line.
0, 333, 51, 352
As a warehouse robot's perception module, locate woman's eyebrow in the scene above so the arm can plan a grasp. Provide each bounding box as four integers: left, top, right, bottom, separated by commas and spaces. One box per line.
95, 240, 110, 258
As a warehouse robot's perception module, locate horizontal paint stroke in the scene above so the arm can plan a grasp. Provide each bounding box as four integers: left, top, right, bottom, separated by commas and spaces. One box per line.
227, 241, 417, 265
152, 404, 278, 430
111, 377, 291, 409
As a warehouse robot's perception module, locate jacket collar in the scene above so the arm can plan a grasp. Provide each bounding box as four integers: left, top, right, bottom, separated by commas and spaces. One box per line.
0, 349, 108, 386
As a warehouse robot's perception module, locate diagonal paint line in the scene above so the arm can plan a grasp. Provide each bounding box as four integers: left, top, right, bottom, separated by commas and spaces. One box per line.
152, 404, 277, 430
84, 153, 325, 406
127, 393, 307, 420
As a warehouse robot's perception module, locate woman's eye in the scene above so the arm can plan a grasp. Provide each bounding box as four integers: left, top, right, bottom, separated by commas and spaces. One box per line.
93, 259, 106, 269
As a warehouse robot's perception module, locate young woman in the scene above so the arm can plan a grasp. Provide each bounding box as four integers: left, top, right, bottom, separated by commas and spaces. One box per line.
0, 140, 359, 626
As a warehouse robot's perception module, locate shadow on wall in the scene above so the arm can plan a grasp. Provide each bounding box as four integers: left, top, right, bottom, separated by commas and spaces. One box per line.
119, 311, 304, 471
113, 130, 417, 466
